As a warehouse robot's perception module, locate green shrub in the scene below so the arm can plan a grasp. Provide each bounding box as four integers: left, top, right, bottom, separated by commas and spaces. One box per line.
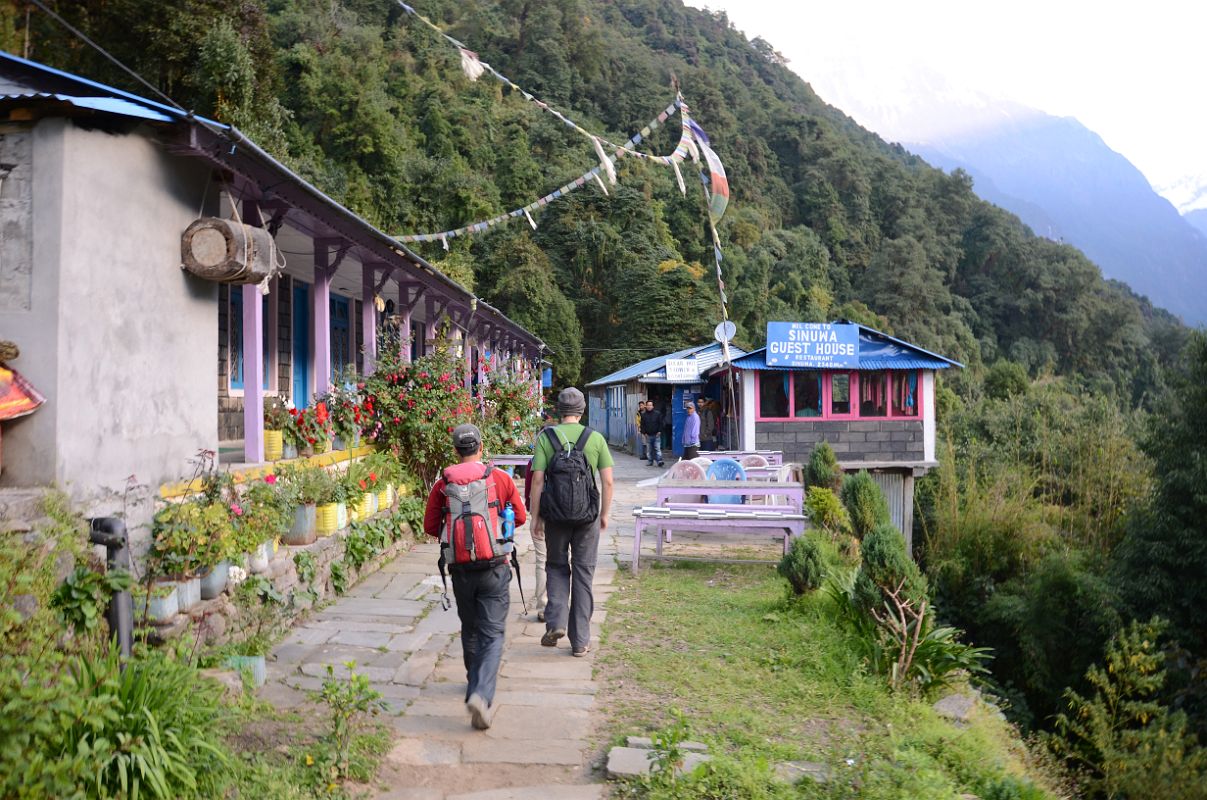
985, 359, 1030, 399
805, 486, 852, 538
805, 441, 842, 490
50, 565, 132, 637
841, 470, 891, 538
777, 534, 826, 595
62, 647, 231, 799
854, 523, 928, 616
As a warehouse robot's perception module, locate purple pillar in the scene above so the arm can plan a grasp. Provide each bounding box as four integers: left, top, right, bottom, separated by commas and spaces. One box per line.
425, 295, 439, 356
313, 243, 332, 397
242, 198, 265, 464
464, 332, 474, 390
362, 263, 377, 376
242, 283, 265, 463
398, 280, 412, 364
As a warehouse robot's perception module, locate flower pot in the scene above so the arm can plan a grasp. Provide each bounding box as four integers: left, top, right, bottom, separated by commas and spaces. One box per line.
249, 541, 271, 573
355, 492, 374, 520
316, 502, 339, 535
264, 430, 284, 461
223, 654, 267, 687
176, 575, 201, 611
318, 438, 333, 454
199, 561, 230, 599
141, 582, 179, 623
283, 504, 317, 545
336, 502, 348, 530
283, 442, 299, 460
376, 485, 392, 512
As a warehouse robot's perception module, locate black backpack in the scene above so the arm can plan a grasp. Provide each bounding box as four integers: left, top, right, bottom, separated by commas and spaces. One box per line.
540, 426, 599, 525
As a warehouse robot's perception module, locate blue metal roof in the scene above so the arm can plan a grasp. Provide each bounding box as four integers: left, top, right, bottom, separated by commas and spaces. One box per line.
0, 90, 175, 121
587, 342, 748, 387
732, 323, 963, 371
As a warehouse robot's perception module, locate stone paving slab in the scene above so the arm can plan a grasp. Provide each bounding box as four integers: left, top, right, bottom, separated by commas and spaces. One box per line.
329, 629, 395, 648
447, 786, 602, 800
308, 619, 418, 634
460, 737, 586, 766
385, 738, 463, 766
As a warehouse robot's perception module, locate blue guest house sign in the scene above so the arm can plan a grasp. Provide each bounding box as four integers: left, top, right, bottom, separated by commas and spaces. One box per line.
765, 322, 860, 369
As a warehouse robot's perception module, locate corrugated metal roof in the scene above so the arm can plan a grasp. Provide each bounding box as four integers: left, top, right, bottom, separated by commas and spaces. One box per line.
732, 325, 961, 371
0, 91, 175, 121
586, 342, 747, 387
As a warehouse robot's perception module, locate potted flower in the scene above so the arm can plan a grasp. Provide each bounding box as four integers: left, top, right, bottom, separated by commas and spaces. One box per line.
348, 459, 380, 520
332, 467, 354, 530
365, 451, 402, 511
264, 398, 292, 461
291, 402, 334, 456
149, 500, 230, 611
278, 463, 325, 545
319, 373, 362, 451
238, 474, 291, 562
196, 502, 237, 599
223, 571, 283, 687
314, 469, 341, 536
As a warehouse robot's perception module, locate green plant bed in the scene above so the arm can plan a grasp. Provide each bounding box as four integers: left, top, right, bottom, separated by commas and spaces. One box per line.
598, 564, 1060, 799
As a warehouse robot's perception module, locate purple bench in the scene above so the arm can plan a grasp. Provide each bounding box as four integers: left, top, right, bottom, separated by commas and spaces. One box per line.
631, 506, 807, 572
698, 450, 784, 466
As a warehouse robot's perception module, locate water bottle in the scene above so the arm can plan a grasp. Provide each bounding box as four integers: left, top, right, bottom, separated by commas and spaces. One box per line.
501, 502, 515, 554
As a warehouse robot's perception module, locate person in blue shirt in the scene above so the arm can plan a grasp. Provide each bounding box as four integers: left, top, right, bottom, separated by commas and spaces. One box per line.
682, 401, 701, 460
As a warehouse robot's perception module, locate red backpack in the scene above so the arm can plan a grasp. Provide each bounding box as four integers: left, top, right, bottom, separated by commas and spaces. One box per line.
440, 463, 504, 567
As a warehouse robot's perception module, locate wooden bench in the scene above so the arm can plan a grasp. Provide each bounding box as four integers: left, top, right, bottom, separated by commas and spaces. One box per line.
631, 506, 807, 572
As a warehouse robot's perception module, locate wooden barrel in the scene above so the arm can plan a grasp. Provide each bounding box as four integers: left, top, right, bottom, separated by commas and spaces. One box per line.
180, 217, 280, 285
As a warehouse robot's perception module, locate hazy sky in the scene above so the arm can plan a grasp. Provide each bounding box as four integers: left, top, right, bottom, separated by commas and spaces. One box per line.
683, 0, 1205, 201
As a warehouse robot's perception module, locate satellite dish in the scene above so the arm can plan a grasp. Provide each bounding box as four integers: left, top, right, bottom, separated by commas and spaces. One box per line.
714, 320, 737, 343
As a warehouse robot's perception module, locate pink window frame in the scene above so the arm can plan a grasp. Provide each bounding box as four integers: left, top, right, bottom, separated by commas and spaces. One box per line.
754, 369, 922, 422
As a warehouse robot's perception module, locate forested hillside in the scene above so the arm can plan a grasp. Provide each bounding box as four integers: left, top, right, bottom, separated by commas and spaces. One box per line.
6, 1, 1207, 796
3, 0, 1186, 391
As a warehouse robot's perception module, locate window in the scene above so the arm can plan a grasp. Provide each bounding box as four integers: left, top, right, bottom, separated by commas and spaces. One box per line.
756, 369, 920, 421
229, 288, 272, 392
330, 295, 351, 378
859, 371, 889, 417
893, 371, 919, 416
759, 371, 789, 418
830, 373, 851, 415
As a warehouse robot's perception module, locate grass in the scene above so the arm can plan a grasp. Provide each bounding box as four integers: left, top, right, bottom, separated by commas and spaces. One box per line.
597, 562, 1062, 799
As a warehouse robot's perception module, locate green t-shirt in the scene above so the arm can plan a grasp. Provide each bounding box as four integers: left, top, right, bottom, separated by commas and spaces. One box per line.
531, 423, 614, 473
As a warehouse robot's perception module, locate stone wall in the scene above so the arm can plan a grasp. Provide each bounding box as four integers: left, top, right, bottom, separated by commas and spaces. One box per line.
755, 419, 925, 465
145, 518, 420, 646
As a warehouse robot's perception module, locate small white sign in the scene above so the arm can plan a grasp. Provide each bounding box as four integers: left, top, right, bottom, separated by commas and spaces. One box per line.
664, 358, 699, 382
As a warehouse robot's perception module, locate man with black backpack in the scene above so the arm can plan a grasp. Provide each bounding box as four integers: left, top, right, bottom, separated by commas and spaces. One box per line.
423, 423, 527, 730
528, 387, 614, 657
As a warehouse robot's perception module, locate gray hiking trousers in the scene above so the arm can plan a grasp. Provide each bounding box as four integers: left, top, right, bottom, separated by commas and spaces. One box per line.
544, 516, 600, 650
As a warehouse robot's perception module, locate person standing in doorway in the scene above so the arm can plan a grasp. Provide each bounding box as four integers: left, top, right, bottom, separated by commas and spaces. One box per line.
682, 401, 701, 460
639, 399, 664, 467
528, 387, 614, 656
699, 398, 718, 451
423, 424, 527, 730
635, 400, 647, 461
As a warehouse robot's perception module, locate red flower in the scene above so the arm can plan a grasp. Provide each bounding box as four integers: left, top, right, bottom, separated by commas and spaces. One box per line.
358, 480, 367, 490
264, 474, 277, 484
369, 472, 377, 482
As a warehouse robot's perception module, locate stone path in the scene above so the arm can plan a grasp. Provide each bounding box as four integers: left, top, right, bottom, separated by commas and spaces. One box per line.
260, 451, 657, 800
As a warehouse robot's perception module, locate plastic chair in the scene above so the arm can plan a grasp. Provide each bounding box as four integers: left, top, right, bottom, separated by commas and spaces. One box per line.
668, 460, 706, 481
740, 454, 770, 469
690, 457, 713, 472
705, 458, 746, 504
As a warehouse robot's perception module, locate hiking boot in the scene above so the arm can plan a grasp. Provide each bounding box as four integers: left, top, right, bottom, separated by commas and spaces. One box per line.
467, 693, 493, 730
572, 644, 591, 658
657, 461, 665, 467
541, 628, 566, 647
536, 610, 545, 622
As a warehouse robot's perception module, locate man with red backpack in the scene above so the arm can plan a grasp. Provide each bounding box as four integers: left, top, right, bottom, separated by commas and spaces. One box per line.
423, 423, 527, 730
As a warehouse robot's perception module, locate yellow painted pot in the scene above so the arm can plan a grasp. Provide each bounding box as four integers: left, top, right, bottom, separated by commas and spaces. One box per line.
376, 485, 391, 512
319, 438, 333, 454
264, 430, 284, 462
316, 503, 340, 535
355, 492, 374, 520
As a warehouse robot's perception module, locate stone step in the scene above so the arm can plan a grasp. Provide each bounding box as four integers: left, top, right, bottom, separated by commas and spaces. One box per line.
0, 488, 56, 533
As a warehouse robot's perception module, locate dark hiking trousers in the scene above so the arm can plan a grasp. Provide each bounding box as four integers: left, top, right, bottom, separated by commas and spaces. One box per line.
544, 517, 600, 651
451, 561, 511, 705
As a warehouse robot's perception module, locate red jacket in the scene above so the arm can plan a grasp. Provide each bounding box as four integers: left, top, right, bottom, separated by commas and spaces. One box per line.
423, 461, 527, 539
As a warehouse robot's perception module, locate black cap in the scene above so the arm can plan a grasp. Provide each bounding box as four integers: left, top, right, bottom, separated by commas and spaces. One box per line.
452, 423, 482, 451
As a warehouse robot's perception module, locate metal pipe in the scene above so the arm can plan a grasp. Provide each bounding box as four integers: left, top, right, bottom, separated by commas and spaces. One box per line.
88, 517, 133, 660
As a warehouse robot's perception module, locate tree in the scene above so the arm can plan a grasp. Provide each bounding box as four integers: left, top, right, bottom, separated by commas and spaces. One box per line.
1116, 333, 1207, 654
